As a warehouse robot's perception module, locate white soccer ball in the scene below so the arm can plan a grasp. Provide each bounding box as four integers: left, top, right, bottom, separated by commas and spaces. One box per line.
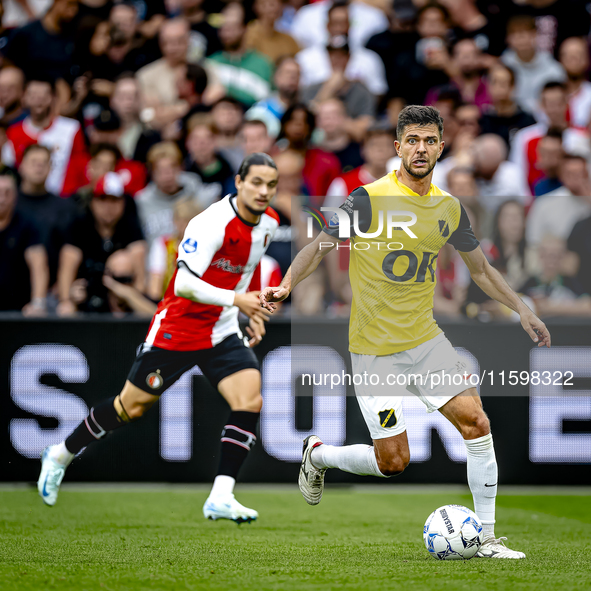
423, 505, 484, 560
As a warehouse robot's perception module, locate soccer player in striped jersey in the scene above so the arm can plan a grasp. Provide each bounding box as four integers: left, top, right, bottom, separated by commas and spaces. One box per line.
261, 106, 551, 558
38, 153, 280, 523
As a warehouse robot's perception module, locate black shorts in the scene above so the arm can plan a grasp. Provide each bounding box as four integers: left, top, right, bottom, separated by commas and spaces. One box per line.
127, 334, 259, 395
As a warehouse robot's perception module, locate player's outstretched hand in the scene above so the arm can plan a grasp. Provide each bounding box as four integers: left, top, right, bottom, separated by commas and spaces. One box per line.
235, 291, 270, 321
520, 309, 551, 348
245, 314, 266, 348
260, 286, 289, 313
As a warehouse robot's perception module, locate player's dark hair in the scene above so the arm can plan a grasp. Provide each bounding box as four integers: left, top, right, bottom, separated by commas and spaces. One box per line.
397, 105, 444, 140
238, 152, 277, 180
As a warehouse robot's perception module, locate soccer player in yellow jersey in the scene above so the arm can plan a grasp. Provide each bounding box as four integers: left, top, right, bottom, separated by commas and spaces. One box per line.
261, 105, 552, 558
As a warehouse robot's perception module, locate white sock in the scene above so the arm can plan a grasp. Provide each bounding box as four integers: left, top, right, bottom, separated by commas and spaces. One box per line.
465, 433, 496, 538
48, 442, 74, 466
311, 444, 386, 478
210, 475, 235, 498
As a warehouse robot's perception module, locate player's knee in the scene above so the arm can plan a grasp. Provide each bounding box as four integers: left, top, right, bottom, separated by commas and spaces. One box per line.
460, 411, 490, 440
246, 393, 263, 413
252, 393, 263, 412
231, 392, 262, 413
377, 452, 410, 477
125, 401, 150, 420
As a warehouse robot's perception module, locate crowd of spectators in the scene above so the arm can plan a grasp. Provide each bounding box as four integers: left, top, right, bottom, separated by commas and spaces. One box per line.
1, 0, 591, 321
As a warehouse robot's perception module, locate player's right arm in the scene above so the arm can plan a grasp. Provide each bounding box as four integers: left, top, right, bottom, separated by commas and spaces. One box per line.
261, 187, 371, 311
175, 266, 264, 318
174, 212, 265, 320
260, 230, 338, 311
261, 187, 372, 311
260, 231, 338, 311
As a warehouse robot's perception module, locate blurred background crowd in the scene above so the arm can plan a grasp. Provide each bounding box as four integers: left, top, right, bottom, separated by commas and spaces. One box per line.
1, 0, 591, 321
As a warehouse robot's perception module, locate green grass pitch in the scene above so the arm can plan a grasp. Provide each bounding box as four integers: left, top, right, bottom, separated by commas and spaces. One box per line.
1, 486, 590, 591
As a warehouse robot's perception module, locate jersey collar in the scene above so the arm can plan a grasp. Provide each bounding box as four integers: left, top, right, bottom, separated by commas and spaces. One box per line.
228, 193, 260, 227
389, 170, 435, 197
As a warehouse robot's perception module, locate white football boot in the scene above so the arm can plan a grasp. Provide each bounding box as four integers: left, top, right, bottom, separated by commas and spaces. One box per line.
38, 446, 68, 507
298, 435, 326, 505
203, 494, 258, 524
476, 536, 526, 559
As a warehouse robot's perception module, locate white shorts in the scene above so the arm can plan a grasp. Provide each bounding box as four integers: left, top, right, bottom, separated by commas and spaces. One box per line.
351, 333, 472, 440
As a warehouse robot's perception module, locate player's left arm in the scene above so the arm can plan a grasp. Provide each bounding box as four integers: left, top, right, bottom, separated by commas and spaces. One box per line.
459, 246, 551, 348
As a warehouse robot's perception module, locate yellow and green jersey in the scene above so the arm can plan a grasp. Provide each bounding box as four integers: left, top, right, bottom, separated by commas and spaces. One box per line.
323, 171, 479, 355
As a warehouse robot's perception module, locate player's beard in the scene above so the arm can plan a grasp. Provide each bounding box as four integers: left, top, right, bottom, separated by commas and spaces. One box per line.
402, 156, 436, 179
244, 202, 267, 216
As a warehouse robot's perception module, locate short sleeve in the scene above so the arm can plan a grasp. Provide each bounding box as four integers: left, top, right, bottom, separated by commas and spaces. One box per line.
447, 203, 480, 252
322, 186, 372, 241
176, 209, 224, 276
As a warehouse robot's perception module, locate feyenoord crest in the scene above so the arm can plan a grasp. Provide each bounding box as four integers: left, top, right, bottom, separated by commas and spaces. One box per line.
146, 371, 163, 389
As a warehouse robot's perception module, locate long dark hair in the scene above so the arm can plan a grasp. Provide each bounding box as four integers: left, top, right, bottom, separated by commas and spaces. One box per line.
277, 103, 315, 145
491, 199, 526, 271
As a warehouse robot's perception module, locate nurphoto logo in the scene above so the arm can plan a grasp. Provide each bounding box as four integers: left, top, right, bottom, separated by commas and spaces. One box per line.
303, 204, 418, 251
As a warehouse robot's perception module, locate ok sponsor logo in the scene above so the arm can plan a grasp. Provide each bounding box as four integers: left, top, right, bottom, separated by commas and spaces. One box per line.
382, 250, 438, 283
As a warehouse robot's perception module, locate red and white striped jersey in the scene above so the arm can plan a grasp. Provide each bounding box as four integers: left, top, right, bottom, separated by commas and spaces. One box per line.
145, 195, 280, 351
2, 116, 87, 196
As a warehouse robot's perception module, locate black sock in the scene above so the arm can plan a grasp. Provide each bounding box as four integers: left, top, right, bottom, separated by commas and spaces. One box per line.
65, 396, 129, 454
217, 411, 259, 479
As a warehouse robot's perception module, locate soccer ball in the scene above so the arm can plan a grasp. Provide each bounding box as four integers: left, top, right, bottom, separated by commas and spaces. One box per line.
423, 505, 484, 560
